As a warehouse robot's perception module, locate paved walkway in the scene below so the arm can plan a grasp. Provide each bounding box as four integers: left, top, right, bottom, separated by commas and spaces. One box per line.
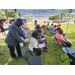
0, 30, 9, 39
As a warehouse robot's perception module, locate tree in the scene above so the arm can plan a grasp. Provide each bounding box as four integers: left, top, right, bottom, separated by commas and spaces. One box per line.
0, 9, 5, 18
60, 13, 66, 19
49, 16, 57, 20
4, 10, 9, 21
18, 12, 20, 18
71, 14, 74, 18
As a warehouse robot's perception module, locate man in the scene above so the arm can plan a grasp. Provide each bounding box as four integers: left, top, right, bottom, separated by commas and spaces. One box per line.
49, 24, 54, 33
5, 18, 26, 59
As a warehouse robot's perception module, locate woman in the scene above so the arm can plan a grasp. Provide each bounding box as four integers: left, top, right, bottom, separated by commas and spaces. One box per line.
29, 31, 48, 53
0, 20, 6, 36
29, 31, 41, 55
55, 29, 71, 47
22, 19, 30, 38
9, 19, 16, 24
34, 20, 37, 27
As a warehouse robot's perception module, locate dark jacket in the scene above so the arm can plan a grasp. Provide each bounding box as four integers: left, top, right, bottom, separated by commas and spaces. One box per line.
5, 21, 25, 47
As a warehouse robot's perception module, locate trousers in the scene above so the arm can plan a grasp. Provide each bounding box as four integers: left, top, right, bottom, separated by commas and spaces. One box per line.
8, 43, 22, 58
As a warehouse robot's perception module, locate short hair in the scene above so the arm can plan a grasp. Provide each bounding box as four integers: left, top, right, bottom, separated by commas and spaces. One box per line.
37, 30, 41, 33
57, 28, 61, 31
36, 25, 40, 29
51, 24, 53, 26
9, 19, 15, 24
24, 19, 26, 21
32, 31, 39, 38
54, 25, 56, 27
35, 20, 37, 23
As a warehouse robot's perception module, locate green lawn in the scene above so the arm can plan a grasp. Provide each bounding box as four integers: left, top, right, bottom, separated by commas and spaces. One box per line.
0, 23, 75, 65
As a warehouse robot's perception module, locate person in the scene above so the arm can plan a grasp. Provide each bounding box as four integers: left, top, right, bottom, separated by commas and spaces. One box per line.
29, 31, 41, 55
53, 25, 56, 31
22, 19, 30, 38
5, 18, 26, 59
41, 25, 46, 34
46, 22, 49, 30
41, 25, 46, 30
34, 20, 37, 27
34, 25, 43, 33
55, 29, 71, 47
9, 19, 16, 24
0, 20, 6, 36
49, 24, 54, 33
49, 24, 53, 28
54, 24, 61, 32
55, 28, 61, 35
36, 30, 48, 52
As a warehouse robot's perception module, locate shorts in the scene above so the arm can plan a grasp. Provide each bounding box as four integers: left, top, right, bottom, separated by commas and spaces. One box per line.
1, 27, 5, 32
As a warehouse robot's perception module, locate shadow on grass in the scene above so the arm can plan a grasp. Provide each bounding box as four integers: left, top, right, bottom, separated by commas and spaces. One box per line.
0, 30, 34, 65
0, 29, 75, 65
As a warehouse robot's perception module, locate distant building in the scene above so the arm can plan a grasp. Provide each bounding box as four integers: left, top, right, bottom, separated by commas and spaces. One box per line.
32, 17, 49, 24
62, 13, 72, 21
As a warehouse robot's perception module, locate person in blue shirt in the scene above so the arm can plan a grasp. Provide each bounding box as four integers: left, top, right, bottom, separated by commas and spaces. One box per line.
34, 25, 43, 33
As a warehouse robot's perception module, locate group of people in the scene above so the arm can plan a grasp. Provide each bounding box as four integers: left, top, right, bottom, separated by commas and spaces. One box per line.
29, 20, 50, 56
1, 19, 72, 60
53, 24, 72, 47
0, 18, 30, 58
4, 19, 50, 58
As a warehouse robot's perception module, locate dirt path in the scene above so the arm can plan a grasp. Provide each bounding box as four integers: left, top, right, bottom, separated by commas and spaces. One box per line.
0, 30, 9, 39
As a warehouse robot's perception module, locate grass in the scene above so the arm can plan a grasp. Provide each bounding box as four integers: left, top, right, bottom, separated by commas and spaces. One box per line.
0, 23, 75, 65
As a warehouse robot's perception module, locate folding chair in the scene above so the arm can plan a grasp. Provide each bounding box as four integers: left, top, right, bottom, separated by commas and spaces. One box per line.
29, 56, 42, 65
59, 40, 75, 64
22, 47, 42, 65
22, 47, 33, 64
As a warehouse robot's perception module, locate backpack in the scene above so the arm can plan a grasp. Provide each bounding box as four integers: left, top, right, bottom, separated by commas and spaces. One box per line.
0, 23, 3, 28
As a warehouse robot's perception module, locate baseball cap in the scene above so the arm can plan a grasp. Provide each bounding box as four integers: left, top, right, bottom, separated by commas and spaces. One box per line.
16, 18, 24, 25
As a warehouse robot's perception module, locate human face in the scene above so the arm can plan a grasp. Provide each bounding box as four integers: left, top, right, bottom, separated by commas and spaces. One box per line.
16, 21, 22, 26
24, 20, 26, 23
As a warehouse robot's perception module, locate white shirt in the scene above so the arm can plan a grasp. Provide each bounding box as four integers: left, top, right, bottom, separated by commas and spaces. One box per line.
29, 37, 38, 51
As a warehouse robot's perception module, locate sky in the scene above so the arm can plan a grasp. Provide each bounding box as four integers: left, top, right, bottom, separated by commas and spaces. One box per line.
71, 12, 75, 14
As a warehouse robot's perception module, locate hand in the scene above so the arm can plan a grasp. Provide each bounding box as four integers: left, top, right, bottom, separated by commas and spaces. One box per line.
67, 41, 69, 42
40, 40, 43, 42
22, 41, 26, 45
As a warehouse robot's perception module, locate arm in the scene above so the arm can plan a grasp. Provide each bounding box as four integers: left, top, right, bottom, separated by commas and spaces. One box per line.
27, 25, 30, 32
20, 29, 25, 39
34, 27, 36, 31
10, 27, 24, 43
22, 25, 29, 30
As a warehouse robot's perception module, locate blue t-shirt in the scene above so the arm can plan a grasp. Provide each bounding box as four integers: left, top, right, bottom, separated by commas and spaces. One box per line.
35, 38, 37, 40
34, 27, 42, 33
